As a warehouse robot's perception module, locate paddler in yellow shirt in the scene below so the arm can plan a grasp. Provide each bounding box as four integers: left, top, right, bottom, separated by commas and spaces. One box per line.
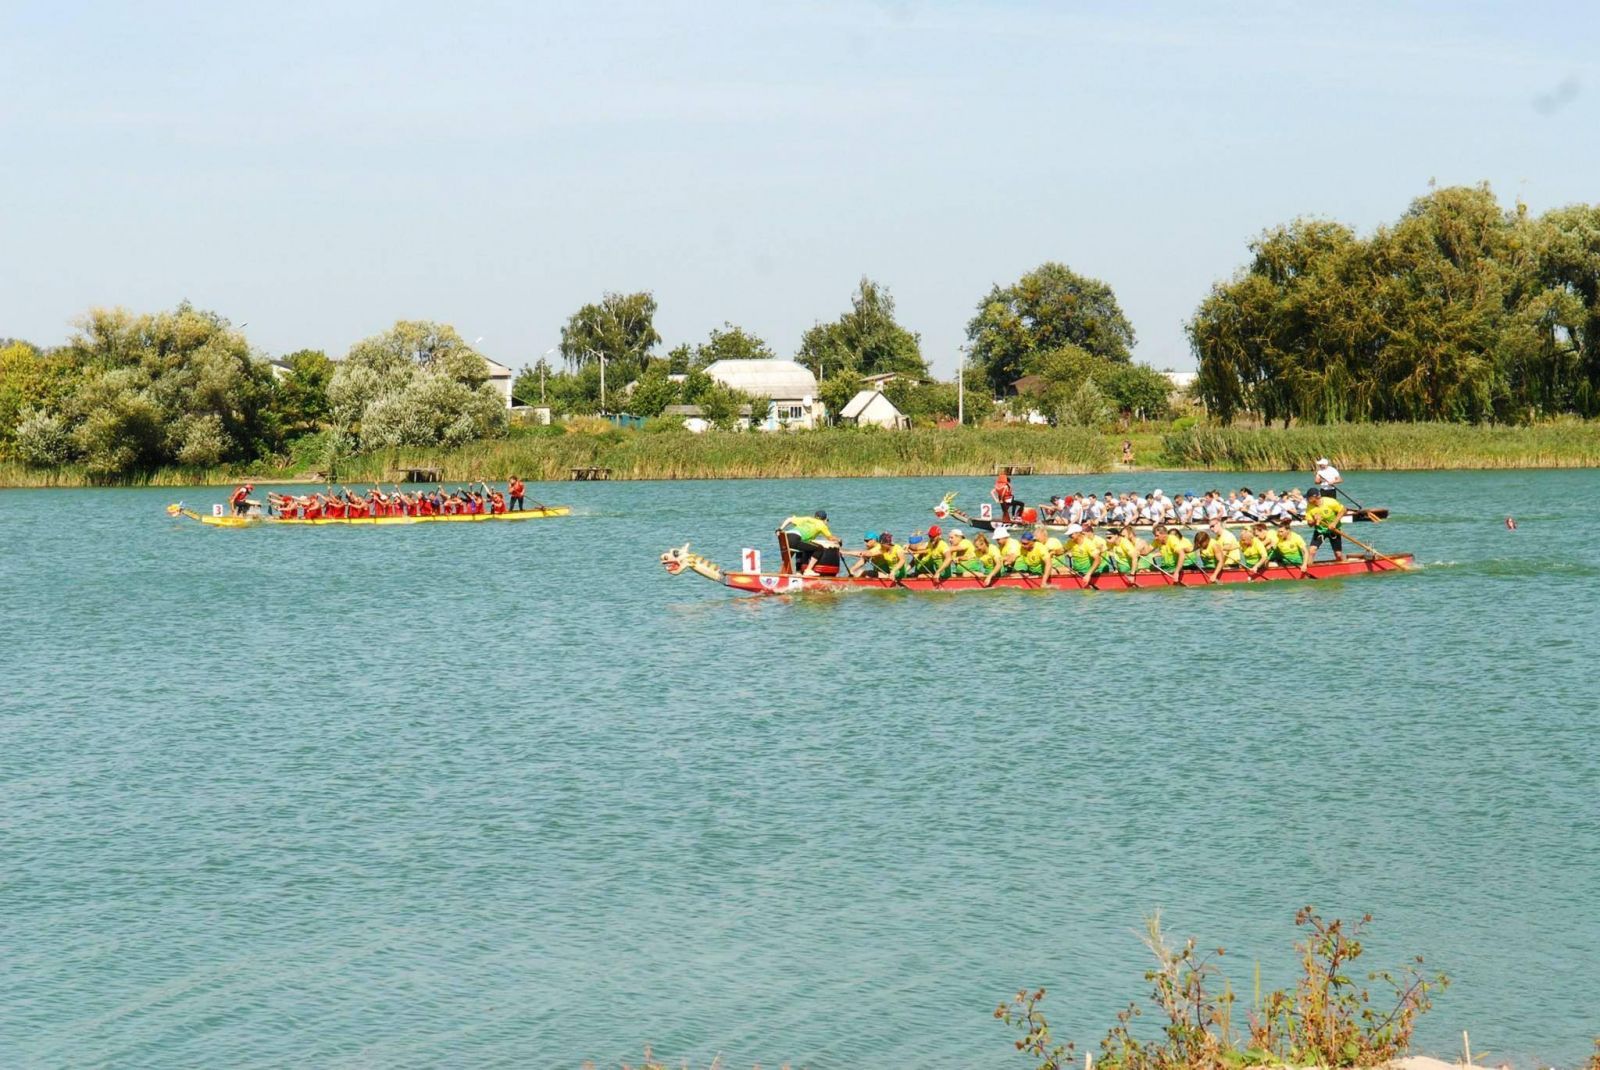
1240, 522, 1273, 577
911, 524, 956, 579
1107, 524, 1153, 575
1204, 517, 1243, 582
845, 531, 906, 579
1269, 518, 1308, 575
992, 524, 1024, 577
1152, 523, 1195, 577
1012, 530, 1051, 580
966, 533, 1001, 582
1303, 489, 1347, 564
1062, 523, 1104, 579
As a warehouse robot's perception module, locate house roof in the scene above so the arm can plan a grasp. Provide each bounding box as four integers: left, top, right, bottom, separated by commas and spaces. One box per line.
1011, 374, 1047, 395
703, 359, 817, 399
840, 389, 903, 420
482, 357, 514, 376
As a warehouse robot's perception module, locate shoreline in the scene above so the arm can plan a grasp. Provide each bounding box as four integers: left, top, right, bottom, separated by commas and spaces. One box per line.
3, 422, 1597, 489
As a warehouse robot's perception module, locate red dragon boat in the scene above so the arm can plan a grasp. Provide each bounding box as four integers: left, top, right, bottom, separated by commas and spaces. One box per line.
659, 543, 1414, 595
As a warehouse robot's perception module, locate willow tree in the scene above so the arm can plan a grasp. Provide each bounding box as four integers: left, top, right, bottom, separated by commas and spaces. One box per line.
559, 291, 662, 385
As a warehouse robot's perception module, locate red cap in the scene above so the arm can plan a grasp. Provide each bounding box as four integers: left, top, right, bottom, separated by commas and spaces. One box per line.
927, 524, 941, 538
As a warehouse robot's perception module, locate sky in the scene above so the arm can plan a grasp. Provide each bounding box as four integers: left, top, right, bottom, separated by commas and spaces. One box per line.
3, 0, 1597, 376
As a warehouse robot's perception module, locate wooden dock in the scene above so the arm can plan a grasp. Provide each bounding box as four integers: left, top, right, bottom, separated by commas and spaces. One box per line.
570, 466, 612, 481
394, 467, 441, 483
996, 463, 1034, 476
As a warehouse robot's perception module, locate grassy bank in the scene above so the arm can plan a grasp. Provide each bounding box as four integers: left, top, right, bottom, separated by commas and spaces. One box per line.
4, 421, 1598, 489
0, 426, 1113, 487
1162, 421, 1600, 470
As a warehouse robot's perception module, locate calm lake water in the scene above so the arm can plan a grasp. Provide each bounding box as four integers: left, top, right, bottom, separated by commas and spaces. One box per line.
3, 471, 1597, 1068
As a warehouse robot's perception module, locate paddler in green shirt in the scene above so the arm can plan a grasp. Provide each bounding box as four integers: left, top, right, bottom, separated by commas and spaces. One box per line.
779, 510, 837, 575
1063, 524, 1105, 577
1152, 523, 1195, 575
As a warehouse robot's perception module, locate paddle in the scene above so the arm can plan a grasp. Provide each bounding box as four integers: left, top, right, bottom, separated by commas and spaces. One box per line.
1337, 529, 1414, 571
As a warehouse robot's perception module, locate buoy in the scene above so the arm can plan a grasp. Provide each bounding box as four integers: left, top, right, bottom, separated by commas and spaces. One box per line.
1506, 516, 1516, 530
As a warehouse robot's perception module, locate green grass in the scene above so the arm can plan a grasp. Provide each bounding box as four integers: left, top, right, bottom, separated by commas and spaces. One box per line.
1161, 420, 1600, 470
5, 420, 1598, 488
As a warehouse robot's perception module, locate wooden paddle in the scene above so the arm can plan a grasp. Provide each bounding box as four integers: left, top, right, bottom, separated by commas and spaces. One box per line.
1337, 529, 1414, 571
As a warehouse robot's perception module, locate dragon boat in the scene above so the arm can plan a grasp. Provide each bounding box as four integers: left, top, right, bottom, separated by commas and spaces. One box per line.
167, 503, 569, 527
660, 543, 1414, 595
935, 494, 1387, 536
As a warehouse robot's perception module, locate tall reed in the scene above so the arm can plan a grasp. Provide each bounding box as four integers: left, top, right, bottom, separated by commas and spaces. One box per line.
1162, 420, 1600, 470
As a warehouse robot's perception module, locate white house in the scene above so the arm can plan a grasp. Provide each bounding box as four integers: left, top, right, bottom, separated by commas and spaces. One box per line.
484, 358, 516, 408
702, 359, 826, 430
839, 388, 909, 429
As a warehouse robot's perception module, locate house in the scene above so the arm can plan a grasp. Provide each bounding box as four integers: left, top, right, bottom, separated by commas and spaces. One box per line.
839, 388, 909, 429
860, 371, 926, 389
484, 358, 515, 408
702, 359, 826, 430
664, 402, 754, 435
1009, 374, 1047, 397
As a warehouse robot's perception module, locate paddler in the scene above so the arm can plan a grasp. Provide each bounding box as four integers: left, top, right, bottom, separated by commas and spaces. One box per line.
1240, 522, 1273, 576
845, 532, 905, 579
508, 476, 525, 512
1268, 517, 1308, 575
911, 525, 955, 579
1151, 523, 1194, 577
1204, 517, 1243, 582
1062, 523, 1104, 578
1107, 524, 1152, 576
1303, 489, 1347, 564
779, 510, 838, 576
991, 524, 1024, 577
948, 528, 976, 571
229, 482, 253, 516
1012, 530, 1050, 581
961, 532, 999, 580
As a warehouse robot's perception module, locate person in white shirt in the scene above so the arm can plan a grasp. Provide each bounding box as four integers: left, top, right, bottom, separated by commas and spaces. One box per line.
1313, 457, 1342, 497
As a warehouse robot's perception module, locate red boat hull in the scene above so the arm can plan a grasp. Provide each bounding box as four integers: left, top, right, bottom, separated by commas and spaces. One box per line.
714, 555, 1413, 595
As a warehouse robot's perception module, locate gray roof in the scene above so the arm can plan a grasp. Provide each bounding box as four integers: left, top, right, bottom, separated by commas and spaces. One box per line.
703, 359, 817, 399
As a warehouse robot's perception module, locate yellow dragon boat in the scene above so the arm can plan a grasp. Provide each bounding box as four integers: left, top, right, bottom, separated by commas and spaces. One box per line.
167, 504, 570, 527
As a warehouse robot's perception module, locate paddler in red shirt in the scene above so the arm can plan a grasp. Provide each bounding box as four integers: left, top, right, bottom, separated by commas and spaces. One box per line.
229, 483, 253, 516
508, 477, 525, 512
991, 471, 1015, 522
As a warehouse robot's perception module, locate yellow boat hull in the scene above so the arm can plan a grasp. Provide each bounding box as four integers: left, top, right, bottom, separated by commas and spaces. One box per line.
169, 505, 570, 527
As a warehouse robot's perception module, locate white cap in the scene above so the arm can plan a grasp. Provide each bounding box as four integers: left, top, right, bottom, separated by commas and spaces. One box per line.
1066, 523, 1083, 535
992, 524, 1010, 539
948, 528, 963, 538
1152, 489, 1162, 496
1316, 457, 1330, 466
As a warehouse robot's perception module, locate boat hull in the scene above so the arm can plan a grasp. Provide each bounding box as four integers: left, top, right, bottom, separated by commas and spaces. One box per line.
692, 555, 1413, 595
172, 506, 569, 527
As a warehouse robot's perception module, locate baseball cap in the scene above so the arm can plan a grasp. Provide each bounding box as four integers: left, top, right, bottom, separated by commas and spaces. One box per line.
1066, 523, 1083, 535
927, 525, 941, 538
863, 531, 880, 542
1316, 457, 1330, 466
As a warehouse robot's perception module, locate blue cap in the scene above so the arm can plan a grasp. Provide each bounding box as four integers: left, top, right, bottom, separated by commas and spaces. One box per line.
863, 531, 880, 541
908, 534, 926, 545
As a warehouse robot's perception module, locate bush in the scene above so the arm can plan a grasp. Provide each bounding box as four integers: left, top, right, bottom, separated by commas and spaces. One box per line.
14, 407, 73, 467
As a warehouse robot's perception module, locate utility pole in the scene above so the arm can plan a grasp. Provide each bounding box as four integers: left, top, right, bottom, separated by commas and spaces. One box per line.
957, 345, 969, 426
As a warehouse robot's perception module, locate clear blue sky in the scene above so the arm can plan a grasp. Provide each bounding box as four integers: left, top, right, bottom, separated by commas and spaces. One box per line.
3, 1, 1595, 375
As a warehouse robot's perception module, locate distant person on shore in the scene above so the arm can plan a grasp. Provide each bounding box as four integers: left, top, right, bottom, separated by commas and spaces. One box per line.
508, 477, 525, 511
1122, 439, 1135, 464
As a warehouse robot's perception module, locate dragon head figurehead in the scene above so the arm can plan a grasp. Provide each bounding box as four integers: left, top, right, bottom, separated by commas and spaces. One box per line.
660, 543, 724, 582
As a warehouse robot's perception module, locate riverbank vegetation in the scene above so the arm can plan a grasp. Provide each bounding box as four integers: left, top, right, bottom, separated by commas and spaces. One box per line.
5, 182, 1600, 488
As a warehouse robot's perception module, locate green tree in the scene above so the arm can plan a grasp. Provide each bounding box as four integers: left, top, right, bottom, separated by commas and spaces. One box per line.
270, 349, 333, 439
0, 341, 80, 457
695, 323, 774, 364
560, 291, 661, 384
329, 320, 507, 448
796, 278, 926, 380
43, 304, 276, 474
967, 262, 1135, 393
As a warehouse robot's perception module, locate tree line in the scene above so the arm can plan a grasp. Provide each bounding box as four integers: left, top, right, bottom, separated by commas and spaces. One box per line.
0, 264, 1172, 475
1191, 183, 1600, 424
